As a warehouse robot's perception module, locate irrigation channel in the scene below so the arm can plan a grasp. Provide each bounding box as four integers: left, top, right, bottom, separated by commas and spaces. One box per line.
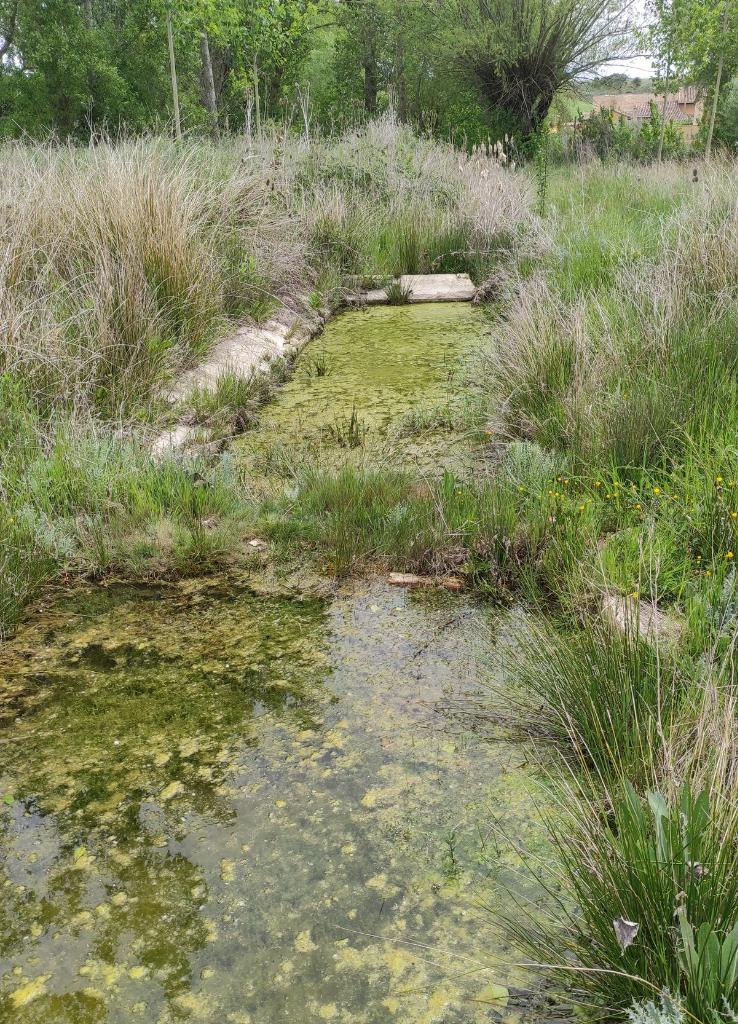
0, 304, 558, 1023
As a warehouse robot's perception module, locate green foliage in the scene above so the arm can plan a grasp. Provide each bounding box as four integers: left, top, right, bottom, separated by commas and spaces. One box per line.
576, 104, 685, 163
0, 0, 647, 152
716, 75, 738, 150
510, 778, 738, 1023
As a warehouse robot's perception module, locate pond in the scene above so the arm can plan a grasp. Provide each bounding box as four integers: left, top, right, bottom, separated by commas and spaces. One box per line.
0, 303, 555, 1022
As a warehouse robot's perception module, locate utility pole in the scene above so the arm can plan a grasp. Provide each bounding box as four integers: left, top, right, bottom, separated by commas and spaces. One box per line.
166, 7, 182, 141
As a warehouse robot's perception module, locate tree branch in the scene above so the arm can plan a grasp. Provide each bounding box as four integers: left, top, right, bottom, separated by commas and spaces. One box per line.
0, 0, 19, 61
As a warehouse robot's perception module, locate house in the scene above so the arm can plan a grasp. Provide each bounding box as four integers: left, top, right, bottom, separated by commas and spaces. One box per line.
591, 87, 704, 143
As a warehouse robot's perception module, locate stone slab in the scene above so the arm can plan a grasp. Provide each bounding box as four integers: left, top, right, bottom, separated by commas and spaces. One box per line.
364, 273, 475, 305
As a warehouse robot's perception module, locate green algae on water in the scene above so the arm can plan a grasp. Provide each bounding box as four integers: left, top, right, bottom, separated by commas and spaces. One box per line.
239, 302, 488, 477
0, 579, 552, 1023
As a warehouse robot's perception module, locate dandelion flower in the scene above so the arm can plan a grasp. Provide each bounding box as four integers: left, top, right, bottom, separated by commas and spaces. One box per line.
726, 552, 734, 560
653, 487, 661, 495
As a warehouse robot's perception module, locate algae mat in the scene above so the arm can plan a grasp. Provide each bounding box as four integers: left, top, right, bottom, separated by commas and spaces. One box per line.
0, 580, 549, 1023
240, 303, 488, 473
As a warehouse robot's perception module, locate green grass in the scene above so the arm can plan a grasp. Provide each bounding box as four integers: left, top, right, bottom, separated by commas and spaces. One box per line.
3, 127, 738, 1021
508, 774, 738, 1023
475, 158, 738, 1022
0, 375, 246, 639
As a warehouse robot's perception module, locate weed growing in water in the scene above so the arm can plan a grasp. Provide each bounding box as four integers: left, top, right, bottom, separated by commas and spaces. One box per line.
440, 831, 461, 883
303, 353, 330, 378
324, 406, 369, 449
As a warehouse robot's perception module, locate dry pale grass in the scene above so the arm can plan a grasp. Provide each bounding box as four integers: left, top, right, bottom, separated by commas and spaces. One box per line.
0, 138, 306, 417
0, 121, 536, 419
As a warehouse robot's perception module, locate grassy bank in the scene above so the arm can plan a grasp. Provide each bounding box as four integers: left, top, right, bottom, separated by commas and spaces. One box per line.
483, 163, 738, 1021
0, 118, 531, 638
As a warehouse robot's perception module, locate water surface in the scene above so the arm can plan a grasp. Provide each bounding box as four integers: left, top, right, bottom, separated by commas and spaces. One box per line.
0, 302, 555, 1023
0, 580, 549, 1023
241, 303, 488, 475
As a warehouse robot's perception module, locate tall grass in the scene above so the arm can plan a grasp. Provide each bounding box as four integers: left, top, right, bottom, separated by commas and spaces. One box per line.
487, 162, 738, 470
502, 626, 738, 1023
0, 121, 535, 637
285, 115, 536, 282
479, 157, 738, 1023
0, 137, 304, 417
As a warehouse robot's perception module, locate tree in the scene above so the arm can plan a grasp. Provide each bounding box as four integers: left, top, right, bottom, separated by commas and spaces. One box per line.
645, 0, 738, 154
447, 0, 637, 137
0, 0, 19, 61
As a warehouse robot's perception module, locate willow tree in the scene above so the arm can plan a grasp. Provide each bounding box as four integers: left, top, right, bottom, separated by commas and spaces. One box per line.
448, 0, 637, 135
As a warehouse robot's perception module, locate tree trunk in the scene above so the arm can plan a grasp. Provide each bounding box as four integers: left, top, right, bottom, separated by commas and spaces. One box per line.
705, 4, 728, 160
166, 9, 182, 141
363, 42, 378, 114
253, 56, 261, 137
657, 50, 672, 163
395, 34, 408, 121
199, 32, 220, 141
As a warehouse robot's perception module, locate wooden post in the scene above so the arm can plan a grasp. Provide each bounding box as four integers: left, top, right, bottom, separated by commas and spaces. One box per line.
166, 8, 182, 141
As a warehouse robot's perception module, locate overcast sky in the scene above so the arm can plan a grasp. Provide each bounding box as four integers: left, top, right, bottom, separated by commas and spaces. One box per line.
602, 53, 655, 76
598, 0, 654, 77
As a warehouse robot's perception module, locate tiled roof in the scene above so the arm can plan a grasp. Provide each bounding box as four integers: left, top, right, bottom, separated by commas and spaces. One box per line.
592, 93, 695, 123
629, 101, 692, 123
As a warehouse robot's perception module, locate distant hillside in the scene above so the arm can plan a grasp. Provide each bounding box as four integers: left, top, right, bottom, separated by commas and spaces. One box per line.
578, 74, 654, 99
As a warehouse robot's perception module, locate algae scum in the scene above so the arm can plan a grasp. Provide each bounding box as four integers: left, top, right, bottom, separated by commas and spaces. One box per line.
1, 305, 550, 1022
244, 302, 488, 474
